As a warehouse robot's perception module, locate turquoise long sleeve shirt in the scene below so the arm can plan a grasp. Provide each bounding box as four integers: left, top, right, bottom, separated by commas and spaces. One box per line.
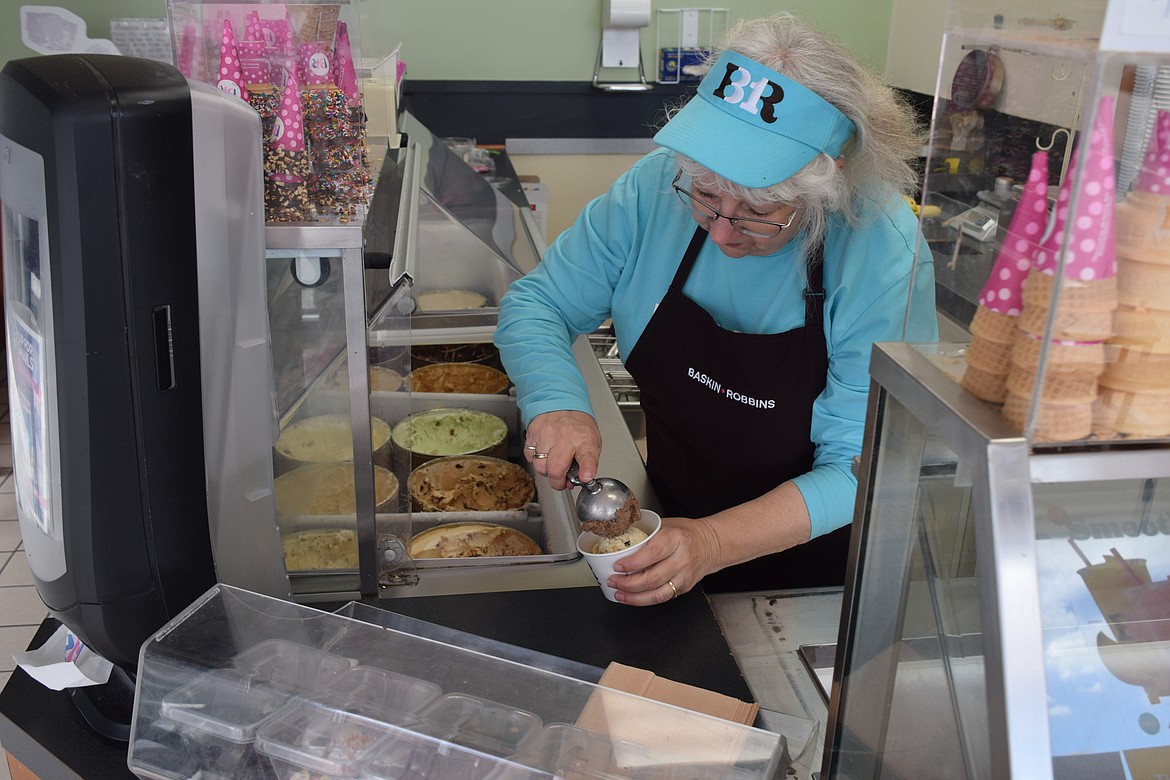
495, 148, 937, 539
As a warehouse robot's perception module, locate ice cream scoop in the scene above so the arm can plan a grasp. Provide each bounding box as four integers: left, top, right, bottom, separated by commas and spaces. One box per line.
567, 461, 640, 537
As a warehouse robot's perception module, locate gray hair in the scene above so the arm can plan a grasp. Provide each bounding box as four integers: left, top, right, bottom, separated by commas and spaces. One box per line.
673, 13, 925, 252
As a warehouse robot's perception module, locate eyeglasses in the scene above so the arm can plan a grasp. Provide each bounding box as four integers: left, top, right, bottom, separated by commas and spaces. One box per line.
672, 171, 796, 238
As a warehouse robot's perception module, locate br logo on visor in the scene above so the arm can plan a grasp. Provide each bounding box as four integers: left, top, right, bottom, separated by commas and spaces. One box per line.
711, 61, 783, 124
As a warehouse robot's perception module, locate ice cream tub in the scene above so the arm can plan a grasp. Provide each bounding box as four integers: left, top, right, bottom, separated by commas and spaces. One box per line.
407, 362, 510, 395
275, 462, 400, 517
408, 456, 534, 512
273, 413, 393, 474
410, 340, 501, 369
391, 407, 508, 468
577, 511, 663, 603
408, 522, 543, 560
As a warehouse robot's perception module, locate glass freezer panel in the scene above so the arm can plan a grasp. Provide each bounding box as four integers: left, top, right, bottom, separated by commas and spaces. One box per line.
1034, 480, 1170, 776
832, 385, 990, 779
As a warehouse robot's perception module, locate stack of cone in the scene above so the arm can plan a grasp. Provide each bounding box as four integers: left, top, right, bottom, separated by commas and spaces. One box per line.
961, 150, 1052, 402
1097, 109, 1170, 436
1004, 95, 1118, 442
215, 19, 248, 101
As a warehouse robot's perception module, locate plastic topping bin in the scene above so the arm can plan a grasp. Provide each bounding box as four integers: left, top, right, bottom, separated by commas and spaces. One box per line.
324, 666, 442, 725
359, 729, 502, 780
159, 668, 296, 778
255, 698, 397, 779
232, 639, 356, 694
129, 586, 796, 780
415, 693, 542, 758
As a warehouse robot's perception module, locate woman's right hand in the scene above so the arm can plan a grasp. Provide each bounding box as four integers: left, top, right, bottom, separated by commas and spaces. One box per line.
522, 410, 602, 490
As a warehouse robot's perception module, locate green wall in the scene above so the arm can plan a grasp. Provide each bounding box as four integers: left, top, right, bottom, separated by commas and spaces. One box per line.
1, 1, 893, 80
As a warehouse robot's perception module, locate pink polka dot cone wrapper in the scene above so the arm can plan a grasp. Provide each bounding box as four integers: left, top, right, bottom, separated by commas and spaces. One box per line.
1034, 94, 1117, 282
1135, 109, 1170, 194
244, 10, 263, 43
216, 19, 248, 101
978, 150, 1050, 316
332, 21, 361, 106
269, 70, 307, 183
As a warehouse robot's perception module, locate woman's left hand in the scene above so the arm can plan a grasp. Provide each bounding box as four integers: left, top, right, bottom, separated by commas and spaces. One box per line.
605, 516, 720, 606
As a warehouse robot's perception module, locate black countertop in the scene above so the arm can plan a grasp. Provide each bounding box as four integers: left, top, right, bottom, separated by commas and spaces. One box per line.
0, 585, 753, 780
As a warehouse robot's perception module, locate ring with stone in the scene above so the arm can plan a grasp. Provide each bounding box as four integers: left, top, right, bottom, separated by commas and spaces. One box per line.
524, 444, 538, 451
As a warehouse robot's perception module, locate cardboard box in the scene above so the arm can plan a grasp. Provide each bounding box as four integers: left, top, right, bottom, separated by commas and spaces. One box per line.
576, 662, 765, 773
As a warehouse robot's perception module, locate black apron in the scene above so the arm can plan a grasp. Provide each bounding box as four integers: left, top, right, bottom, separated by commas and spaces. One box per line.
621, 227, 852, 593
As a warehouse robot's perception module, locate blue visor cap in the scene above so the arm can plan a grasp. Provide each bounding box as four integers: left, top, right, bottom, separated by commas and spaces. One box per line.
654, 50, 856, 188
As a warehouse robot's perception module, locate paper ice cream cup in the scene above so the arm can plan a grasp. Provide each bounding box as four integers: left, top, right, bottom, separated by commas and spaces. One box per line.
577, 510, 661, 603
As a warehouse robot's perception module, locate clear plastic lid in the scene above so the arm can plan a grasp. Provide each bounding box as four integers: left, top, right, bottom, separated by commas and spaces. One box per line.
159, 668, 295, 743
232, 638, 356, 694
254, 697, 396, 777
324, 666, 442, 725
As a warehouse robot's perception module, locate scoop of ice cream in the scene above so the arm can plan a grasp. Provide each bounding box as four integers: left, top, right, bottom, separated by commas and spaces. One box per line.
580, 491, 641, 538
593, 526, 649, 554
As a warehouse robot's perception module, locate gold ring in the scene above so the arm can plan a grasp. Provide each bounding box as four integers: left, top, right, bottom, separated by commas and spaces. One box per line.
667, 580, 678, 599
533, 452, 549, 459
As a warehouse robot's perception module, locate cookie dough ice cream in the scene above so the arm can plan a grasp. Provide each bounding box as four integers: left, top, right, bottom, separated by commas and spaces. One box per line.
409, 456, 534, 512
409, 523, 541, 558
407, 363, 509, 394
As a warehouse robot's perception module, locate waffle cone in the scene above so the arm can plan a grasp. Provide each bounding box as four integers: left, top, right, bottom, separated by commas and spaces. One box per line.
969, 306, 1019, 345
1005, 366, 1099, 403
960, 364, 1008, 402
965, 335, 1014, 374
1022, 270, 1118, 313
1110, 304, 1170, 353
1002, 391, 1093, 442
1101, 346, 1170, 390
1011, 332, 1106, 375
1117, 258, 1170, 311
1093, 385, 1170, 437
1018, 303, 1114, 342
1115, 192, 1170, 266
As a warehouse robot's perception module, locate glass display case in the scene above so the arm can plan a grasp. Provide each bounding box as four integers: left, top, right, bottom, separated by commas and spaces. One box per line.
825, 343, 1170, 779
167, 1, 588, 602
919, 0, 1170, 446
821, 2, 1170, 778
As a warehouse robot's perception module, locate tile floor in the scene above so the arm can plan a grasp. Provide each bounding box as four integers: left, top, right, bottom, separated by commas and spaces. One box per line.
0, 379, 34, 780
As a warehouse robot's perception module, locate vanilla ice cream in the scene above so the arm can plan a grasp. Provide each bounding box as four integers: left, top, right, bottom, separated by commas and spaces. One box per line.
593, 526, 649, 554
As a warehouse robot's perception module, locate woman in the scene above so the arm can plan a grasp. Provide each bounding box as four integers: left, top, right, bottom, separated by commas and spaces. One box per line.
495, 13, 937, 604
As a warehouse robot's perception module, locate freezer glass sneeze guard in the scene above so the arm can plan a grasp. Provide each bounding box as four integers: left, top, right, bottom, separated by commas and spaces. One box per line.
168, 1, 578, 600
825, 343, 1170, 779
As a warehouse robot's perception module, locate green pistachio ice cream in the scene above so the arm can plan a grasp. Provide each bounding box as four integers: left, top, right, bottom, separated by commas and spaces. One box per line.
392, 409, 508, 456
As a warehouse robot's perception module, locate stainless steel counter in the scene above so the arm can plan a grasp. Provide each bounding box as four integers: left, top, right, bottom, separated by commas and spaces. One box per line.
710, 588, 844, 779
